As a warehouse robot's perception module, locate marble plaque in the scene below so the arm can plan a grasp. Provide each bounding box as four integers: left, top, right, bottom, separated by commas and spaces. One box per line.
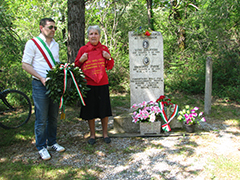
129, 31, 164, 106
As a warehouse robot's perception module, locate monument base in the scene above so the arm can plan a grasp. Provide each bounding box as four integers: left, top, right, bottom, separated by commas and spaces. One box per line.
140, 121, 161, 135
113, 113, 139, 133
168, 117, 182, 129
113, 113, 183, 134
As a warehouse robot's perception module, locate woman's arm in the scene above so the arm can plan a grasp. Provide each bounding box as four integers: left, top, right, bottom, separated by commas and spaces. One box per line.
102, 48, 114, 70
75, 47, 86, 67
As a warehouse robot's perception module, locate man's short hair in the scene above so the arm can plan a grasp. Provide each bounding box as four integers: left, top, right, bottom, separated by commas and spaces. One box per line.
40, 18, 55, 27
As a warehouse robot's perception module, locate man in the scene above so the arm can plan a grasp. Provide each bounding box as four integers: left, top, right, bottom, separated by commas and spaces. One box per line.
22, 18, 65, 160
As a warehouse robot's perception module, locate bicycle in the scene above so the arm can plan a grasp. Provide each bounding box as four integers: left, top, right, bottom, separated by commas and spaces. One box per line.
0, 70, 32, 129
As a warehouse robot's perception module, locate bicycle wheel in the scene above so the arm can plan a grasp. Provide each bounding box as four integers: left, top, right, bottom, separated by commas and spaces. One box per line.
0, 89, 32, 129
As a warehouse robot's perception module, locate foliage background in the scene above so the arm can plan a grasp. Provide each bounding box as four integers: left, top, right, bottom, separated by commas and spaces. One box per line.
0, 0, 239, 102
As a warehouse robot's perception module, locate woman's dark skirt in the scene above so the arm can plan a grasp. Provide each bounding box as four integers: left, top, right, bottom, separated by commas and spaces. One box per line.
80, 84, 112, 120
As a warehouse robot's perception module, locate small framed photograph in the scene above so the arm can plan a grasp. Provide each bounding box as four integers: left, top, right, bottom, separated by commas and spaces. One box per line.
143, 40, 149, 49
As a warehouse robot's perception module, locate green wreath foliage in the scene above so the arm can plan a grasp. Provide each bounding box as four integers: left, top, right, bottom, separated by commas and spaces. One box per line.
45, 63, 90, 106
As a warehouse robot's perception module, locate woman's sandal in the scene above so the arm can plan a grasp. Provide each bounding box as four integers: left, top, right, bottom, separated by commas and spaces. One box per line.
103, 137, 111, 144
88, 138, 96, 145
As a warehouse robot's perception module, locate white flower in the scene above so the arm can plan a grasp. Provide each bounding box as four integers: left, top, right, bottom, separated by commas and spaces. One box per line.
149, 113, 156, 122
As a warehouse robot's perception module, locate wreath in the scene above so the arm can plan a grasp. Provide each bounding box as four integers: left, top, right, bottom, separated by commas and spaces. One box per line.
45, 63, 90, 107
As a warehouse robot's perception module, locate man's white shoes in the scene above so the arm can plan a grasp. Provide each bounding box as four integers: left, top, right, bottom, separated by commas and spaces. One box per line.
47, 143, 65, 152
39, 147, 51, 160
39, 144, 65, 160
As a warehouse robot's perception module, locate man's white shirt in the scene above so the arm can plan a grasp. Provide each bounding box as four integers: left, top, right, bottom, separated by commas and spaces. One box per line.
22, 33, 60, 79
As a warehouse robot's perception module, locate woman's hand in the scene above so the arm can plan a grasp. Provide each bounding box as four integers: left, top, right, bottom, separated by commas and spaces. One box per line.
79, 53, 88, 63
102, 51, 111, 60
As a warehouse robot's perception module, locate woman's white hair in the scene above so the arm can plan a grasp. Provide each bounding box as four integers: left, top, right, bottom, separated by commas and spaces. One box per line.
87, 25, 101, 35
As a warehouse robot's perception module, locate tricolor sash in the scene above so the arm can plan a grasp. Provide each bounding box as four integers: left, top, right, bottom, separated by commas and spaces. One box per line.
159, 101, 179, 132
31, 36, 56, 69
59, 63, 86, 109
58, 63, 86, 119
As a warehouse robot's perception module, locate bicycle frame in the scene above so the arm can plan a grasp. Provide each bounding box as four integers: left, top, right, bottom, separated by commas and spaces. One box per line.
0, 89, 16, 112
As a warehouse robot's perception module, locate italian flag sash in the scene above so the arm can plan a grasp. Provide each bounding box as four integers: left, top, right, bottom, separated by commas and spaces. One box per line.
58, 63, 86, 119
31, 36, 56, 69
59, 63, 86, 110
159, 101, 179, 132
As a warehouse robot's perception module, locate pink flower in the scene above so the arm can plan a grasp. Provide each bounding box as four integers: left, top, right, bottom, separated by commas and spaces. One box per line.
194, 107, 199, 111
184, 114, 189, 119
192, 113, 197, 117
131, 104, 138, 109
191, 109, 195, 113
201, 117, 206, 122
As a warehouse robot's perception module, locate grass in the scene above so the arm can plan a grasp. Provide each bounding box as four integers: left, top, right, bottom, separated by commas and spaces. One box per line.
0, 161, 98, 180
208, 155, 240, 179
0, 92, 240, 179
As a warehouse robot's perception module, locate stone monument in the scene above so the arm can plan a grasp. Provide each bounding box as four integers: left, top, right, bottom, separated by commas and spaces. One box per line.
113, 31, 182, 134
129, 31, 164, 105
113, 31, 164, 134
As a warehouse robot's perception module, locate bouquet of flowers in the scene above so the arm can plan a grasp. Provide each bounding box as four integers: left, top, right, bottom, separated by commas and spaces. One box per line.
156, 95, 171, 105
177, 105, 206, 125
156, 95, 179, 132
131, 101, 162, 123
134, 26, 152, 36
156, 95, 173, 112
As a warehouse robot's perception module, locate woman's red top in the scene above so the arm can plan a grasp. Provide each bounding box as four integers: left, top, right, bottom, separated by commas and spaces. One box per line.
75, 42, 114, 86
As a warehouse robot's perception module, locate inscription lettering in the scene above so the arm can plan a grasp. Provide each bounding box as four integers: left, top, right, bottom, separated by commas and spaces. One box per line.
130, 77, 163, 89
132, 65, 161, 73
132, 48, 160, 57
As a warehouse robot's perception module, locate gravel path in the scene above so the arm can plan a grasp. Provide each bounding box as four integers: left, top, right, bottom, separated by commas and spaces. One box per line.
3, 118, 240, 180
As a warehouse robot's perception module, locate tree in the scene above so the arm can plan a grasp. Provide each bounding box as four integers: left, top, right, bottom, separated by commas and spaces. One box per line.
1, 0, 239, 100
146, 0, 154, 30
67, 0, 85, 63
0, 1, 24, 64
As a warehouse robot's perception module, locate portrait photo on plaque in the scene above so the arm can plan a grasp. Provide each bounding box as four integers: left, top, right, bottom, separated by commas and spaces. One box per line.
143, 57, 150, 66
143, 40, 149, 49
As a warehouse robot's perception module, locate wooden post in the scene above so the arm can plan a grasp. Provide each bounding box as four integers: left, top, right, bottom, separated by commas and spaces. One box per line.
204, 57, 213, 114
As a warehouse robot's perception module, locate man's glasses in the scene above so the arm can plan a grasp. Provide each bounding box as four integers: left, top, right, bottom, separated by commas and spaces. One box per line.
47, 25, 57, 30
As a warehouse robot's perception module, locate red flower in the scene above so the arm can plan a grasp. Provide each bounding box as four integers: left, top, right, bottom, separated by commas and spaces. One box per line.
156, 95, 165, 102
163, 102, 168, 105
160, 95, 165, 100
156, 95, 174, 116
169, 103, 174, 107
156, 95, 173, 107
145, 31, 151, 36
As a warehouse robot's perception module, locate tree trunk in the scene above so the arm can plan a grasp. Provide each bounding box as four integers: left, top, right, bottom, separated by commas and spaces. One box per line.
169, 0, 186, 51
146, 0, 154, 30
67, 0, 85, 63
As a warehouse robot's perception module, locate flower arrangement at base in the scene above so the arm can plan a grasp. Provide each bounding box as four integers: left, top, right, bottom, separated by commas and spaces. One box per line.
45, 63, 90, 107
134, 26, 152, 36
131, 101, 162, 123
177, 105, 206, 125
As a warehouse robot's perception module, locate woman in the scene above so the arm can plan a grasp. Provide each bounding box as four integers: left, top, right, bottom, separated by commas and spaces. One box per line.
75, 25, 114, 145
